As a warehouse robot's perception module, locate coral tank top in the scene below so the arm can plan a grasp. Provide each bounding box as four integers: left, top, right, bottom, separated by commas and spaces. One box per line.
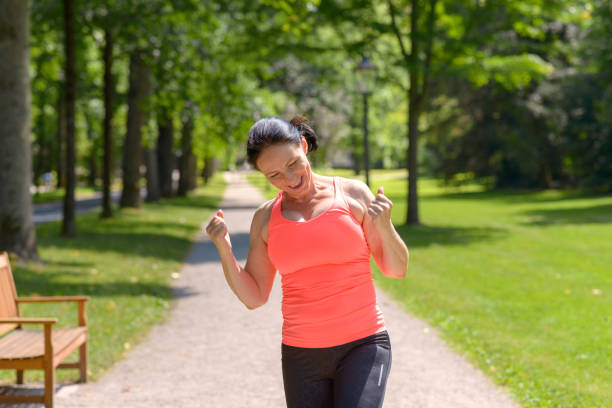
267, 177, 386, 348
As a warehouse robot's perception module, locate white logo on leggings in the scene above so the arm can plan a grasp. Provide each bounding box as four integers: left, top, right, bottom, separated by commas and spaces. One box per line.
378, 364, 384, 386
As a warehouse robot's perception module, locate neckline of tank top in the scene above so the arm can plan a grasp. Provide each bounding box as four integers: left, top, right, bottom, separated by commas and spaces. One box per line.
276, 176, 344, 224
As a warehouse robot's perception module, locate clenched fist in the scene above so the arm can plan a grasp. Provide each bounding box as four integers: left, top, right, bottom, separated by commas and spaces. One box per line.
367, 187, 393, 229
205, 209, 232, 247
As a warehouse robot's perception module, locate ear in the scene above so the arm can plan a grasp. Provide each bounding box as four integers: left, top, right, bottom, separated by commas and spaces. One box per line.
301, 136, 308, 154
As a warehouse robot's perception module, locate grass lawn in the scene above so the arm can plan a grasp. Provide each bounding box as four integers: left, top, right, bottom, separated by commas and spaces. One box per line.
32, 187, 100, 205
3, 174, 225, 383
247, 169, 611, 408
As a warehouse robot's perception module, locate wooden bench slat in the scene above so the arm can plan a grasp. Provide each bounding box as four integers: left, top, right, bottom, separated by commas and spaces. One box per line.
0, 323, 19, 337
52, 327, 88, 358
54, 331, 87, 364
0, 257, 20, 338
0, 273, 18, 317
0, 394, 45, 404
0, 328, 87, 360
0, 331, 44, 359
0, 329, 38, 354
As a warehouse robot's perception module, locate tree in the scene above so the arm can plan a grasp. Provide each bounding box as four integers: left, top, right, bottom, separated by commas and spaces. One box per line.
61, 0, 77, 236
145, 147, 160, 202
121, 51, 151, 207
0, 0, 39, 260
178, 105, 197, 196
581, 0, 612, 190
157, 108, 174, 197
387, 0, 437, 224
113, 1, 162, 208
30, 1, 66, 191
100, 28, 114, 218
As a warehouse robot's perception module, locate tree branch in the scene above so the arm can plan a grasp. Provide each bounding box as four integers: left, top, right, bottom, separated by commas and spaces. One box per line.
419, 0, 438, 106
387, 0, 410, 64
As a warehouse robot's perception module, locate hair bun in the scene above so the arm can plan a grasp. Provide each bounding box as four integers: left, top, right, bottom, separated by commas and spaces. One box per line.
290, 115, 308, 128
290, 115, 318, 153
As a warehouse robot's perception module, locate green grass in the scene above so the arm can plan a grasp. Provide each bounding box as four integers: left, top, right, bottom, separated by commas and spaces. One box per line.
245, 171, 278, 199
32, 187, 101, 205
4, 174, 225, 383
247, 168, 612, 408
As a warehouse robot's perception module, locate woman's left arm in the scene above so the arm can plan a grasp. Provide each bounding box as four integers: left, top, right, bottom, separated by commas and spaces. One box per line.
360, 185, 409, 278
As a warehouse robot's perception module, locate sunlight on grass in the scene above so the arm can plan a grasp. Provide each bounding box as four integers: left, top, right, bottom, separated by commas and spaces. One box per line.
4, 174, 225, 383
32, 187, 100, 205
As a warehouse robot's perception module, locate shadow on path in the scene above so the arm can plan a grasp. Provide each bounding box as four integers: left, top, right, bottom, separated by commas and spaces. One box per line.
185, 233, 250, 265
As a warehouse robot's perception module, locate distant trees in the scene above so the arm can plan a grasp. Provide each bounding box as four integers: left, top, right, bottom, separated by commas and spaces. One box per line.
121, 51, 151, 208
3, 0, 609, 251
61, 0, 77, 236
424, 2, 612, 192
101, 28, 114, 218
21, 0, 262, 235
307, 0, 612, 226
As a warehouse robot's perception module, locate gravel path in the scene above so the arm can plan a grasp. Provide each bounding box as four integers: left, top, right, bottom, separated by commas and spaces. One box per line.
49, 171, 521, 408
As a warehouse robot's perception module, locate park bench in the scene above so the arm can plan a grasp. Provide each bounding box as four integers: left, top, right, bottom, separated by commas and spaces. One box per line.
0, 252, 89, 408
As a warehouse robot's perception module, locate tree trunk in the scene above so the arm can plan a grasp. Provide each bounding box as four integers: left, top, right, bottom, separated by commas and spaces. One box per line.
33, 58, 50, 191
144, 148, 160, 202
88, 145, 98, 187
157, 109, 174, 198
388, 0, 436, 225
34, 97, 46, 189
188, 155, 197, 191
202, 157, 219, 185
178, 112, 196, 196
101, 28, 113, 218
56, 89, 66, 188
406, 0, 420, 225
61, 0, 76, 236
407, 84, 420, 225
84, 108, 98, 188
352, 131, 361, 176
0, 0, 39, 260
120, 51, 151, 208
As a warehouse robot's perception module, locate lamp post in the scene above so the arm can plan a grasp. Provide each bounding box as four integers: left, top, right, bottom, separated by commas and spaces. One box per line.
355, 56, 376, 188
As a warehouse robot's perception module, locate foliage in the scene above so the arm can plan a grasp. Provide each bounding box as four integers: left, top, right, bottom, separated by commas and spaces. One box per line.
28, 0, 611, 193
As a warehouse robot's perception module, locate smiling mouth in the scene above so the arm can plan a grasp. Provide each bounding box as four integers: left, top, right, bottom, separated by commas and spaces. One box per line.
289, 177, 303, 189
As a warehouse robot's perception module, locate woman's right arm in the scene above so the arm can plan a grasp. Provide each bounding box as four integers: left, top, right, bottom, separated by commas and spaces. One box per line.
205, 204, 277, 310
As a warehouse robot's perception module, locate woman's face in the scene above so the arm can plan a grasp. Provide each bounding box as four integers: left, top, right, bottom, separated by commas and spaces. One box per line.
256, 138, 312, 198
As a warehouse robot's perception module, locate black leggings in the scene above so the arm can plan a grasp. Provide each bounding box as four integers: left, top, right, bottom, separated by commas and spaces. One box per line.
281, 331, 392, 408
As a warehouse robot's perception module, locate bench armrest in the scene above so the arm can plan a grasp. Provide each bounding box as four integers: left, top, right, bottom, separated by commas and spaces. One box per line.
16, 297, 89, 327
16, 296, 89, 303
0, 317, 57, 325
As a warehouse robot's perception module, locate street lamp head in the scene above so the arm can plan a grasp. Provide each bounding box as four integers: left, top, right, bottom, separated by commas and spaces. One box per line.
355, 56, 376, 95
357, 57, 376, 71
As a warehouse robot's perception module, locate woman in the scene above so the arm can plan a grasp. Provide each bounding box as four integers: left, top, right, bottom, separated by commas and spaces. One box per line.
205, 116, 409, 408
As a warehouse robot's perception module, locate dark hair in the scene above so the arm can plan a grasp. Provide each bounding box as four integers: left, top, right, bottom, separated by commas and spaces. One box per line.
246, 116, 318, 168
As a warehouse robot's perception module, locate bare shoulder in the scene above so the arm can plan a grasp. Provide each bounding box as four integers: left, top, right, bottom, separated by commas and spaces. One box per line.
251, 198, 275, 242
338, 177, 373, 223
340, 177, 374, 205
